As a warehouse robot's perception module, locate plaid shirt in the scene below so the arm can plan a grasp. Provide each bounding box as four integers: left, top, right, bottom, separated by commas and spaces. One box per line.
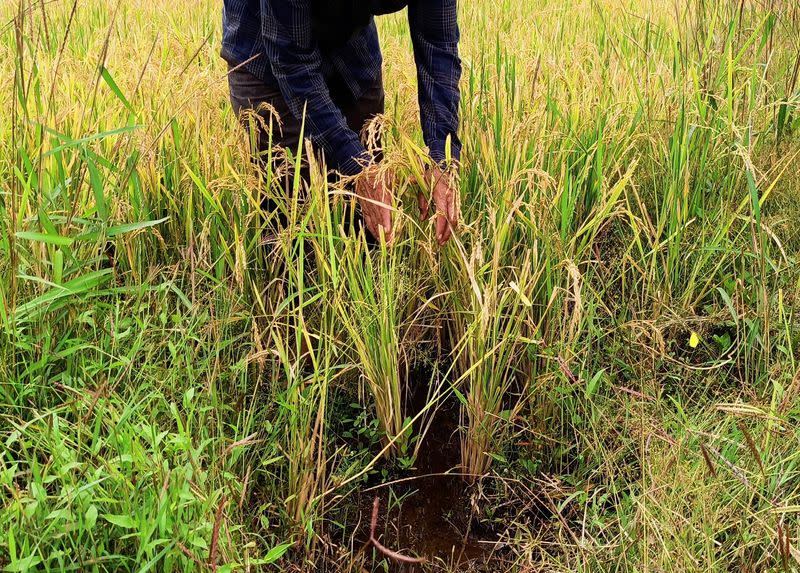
221, 0, 461, 175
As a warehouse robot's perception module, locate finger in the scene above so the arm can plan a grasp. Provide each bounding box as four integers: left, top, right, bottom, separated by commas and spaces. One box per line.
367, 210, 381, 242
435, 212, 447, 245
381, 222, 393, 245
367, 216, 378, 242
387, 208, 394, 244
431, 184, 448, 244
378, 188, 391, 243
441, 217, 452, 245
372, 202, 389, 244
447, 191, 458, 232
417, 191, 429, 220
380, 216, 389, 244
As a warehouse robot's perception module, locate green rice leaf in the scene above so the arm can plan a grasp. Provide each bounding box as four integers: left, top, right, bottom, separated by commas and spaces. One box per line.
15, 231, 74, 247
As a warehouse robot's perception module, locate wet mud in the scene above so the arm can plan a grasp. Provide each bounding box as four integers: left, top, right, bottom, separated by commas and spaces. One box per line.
357, 380, 501, 572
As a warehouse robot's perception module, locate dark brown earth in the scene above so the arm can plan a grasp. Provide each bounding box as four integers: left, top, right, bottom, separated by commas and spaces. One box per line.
355, 380, 501, 572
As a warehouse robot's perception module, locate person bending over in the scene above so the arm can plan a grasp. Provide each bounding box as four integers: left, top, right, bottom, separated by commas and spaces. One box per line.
221, 0, 461, 244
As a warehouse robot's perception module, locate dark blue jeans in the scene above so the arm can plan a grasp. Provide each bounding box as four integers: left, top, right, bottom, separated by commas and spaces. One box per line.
228, 66, 384, 237
228, 65, 384, 174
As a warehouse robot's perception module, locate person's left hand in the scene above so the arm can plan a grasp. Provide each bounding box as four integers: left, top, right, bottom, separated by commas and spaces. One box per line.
417, 166, 459, 245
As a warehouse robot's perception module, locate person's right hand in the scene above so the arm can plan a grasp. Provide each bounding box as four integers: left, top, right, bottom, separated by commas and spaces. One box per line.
355, 166, 394, 244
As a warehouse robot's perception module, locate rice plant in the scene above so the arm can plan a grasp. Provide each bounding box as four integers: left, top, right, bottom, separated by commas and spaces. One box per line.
335, 230, 409, 457
2, 0, 800, 571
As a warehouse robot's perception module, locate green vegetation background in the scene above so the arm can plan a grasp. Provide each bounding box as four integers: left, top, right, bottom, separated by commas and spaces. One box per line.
1, 0, 800, 571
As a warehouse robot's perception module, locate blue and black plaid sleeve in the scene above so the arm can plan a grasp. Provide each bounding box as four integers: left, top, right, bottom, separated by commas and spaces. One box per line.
259, 0, 371, 175
408, 0, 462, 166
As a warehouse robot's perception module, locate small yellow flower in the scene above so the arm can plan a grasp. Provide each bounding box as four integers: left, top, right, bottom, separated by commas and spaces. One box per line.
689, 331, 700, 348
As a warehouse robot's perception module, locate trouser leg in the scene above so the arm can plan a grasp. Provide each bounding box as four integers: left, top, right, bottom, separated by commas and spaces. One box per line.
227, 65, 386, 240
329, 72, 386, 242
227, 66, 304, 230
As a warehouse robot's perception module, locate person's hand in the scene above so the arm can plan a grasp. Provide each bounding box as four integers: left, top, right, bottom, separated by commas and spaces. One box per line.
355, 165, 394, 244
417, 166, 459, 245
